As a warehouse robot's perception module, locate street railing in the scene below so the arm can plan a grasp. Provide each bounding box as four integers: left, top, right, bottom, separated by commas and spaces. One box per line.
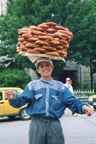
74, 89, 95, 102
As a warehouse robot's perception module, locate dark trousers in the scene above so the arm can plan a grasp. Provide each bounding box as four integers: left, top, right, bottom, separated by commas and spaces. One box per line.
29, 115, 65, 144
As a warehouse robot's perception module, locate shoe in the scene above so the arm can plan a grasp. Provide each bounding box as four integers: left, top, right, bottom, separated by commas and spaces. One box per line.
74, 113, 77, 117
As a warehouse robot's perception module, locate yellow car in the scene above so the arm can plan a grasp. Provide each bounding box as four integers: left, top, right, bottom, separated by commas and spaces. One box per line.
0, 87, 31, 120
88, 95, 96, 110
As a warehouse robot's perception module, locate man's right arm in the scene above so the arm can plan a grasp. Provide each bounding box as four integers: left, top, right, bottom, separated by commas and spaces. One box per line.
5, 86, 33, 108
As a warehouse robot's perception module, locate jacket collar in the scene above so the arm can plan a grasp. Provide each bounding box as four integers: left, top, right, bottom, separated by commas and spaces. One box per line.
40, 77, 54, 85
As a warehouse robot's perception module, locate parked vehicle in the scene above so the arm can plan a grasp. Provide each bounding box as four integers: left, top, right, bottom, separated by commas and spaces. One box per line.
88, 94, 96, 110
0, 87, 31, 120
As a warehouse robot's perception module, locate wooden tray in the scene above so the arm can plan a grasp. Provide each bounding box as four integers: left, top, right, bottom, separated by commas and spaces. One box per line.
20, 52, 65, 63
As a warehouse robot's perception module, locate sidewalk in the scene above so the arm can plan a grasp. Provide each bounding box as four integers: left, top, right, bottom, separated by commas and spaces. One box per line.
64, 108, 79, 117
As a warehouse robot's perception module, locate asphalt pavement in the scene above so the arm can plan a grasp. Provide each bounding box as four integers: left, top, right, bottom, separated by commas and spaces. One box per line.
0, 109, 96, 144
61, 108, 96, 144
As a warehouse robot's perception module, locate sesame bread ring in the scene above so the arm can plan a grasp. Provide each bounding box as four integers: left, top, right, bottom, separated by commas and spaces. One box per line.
45, 22, 57, 27
17, 45, 27, 50
62, 48, 67, 52
48, 40, 60, 45
20, 44, 27, 49
18, 28, 31, 35
18, 35, 22, 38
16, 48, 22, 53
59, 39, 68, 44
18, 38, 25, 42
23, 41, 28, 45
56, 50, 67, 55
18, 30, 27, 35
17, 42, 22, 46
38, 23, 50, 29
31, 30, 43, 35
18, 43, 25, 48
47, 33, 63, 39
35, 40, 49, 46
20, 27, 30, 31
28, 37, 38, 41
42, 46, 56, 51
18, 28, 28, 31
16, 46, 21, 50
27, 49, 40, 53
58, 30, 73, 37
55, 25, 69, 31
25, 42, 38, 48
16, 47, 27, 51
60, 53, 67, 58
22, 33, 29, 38
34, 47, 46, 52
57, 32, 71, 39
31, 29, 46, 36
28, 34, 34, 37
29, 26, 38, 30
37, 27, 44, 32
55, 45, 63, 49
45, 51, 59, 56
63, 44, 69, 48
38, 35, 54, 41
60, 55, 67, 58
46, 28, 57, 33
54, 38, 59, 41
58, 32, 71, 39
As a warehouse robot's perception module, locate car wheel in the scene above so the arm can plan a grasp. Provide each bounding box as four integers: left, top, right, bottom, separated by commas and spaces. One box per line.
8, 116, 16, 120
19, 108, 31, 120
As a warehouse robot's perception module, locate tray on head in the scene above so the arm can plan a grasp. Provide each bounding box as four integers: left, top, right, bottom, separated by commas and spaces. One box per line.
20, 52, 65, 63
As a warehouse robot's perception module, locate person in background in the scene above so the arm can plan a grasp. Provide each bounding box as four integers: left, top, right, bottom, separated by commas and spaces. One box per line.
64, 77, 78, 116
65, 77, 74, 95
5, 57, 93, 144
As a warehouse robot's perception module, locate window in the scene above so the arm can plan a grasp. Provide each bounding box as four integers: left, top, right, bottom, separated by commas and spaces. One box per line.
0, 91, 2, 100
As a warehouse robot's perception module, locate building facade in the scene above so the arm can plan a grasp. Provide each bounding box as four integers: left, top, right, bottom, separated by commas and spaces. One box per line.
58, 61, 91, 90
0, 0, 7, 15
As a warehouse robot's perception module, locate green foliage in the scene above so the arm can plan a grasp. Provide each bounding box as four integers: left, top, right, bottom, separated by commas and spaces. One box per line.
0, 68, 31, 89
82, 82, 91, 90
52, 60, 66, 76
65, 0, 96, 65
0, 0, 96, 72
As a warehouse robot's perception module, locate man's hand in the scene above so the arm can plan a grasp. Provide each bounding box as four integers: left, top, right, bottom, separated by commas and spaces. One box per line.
84, 106, 93, 116
67, 85, 70, 88
5, 90, 14, 100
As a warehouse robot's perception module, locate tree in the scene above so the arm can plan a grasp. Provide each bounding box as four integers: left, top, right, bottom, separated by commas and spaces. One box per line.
0, 68, 31, 89
0, 0, 59, 69
0, 0, 66, 76
0, 0, 96, 70
64, 0, 96, 65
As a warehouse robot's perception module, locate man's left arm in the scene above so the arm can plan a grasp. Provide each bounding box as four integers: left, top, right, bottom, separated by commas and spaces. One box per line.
63, 87, 93, 115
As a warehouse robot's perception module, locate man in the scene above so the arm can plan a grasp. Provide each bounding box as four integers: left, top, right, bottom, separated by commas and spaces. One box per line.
5, 57, 93, 144
65, 77, 78, 116
65, 77, 74, 95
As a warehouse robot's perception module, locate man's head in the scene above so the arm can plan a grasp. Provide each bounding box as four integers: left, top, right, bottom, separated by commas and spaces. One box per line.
35, 57, 53, 69
35, 57, 54, 80
66, 77, 71, 81
66, 77, 72, 85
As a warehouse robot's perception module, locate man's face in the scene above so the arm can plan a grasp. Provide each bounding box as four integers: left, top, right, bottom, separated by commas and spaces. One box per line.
67, 80, 71, 85
36, 61, 54, 78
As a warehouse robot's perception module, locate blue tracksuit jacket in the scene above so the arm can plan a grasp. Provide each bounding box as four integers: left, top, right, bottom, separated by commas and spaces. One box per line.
9, 78, 87, 118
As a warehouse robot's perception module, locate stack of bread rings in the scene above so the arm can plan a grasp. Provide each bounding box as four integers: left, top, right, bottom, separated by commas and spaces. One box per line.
16, 22, 73, 58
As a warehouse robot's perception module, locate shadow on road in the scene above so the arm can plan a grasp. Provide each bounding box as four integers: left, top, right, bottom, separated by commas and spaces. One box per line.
0, 117, 23, 123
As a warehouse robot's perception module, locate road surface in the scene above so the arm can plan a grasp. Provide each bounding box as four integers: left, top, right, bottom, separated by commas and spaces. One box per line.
0, 109, 96, 144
